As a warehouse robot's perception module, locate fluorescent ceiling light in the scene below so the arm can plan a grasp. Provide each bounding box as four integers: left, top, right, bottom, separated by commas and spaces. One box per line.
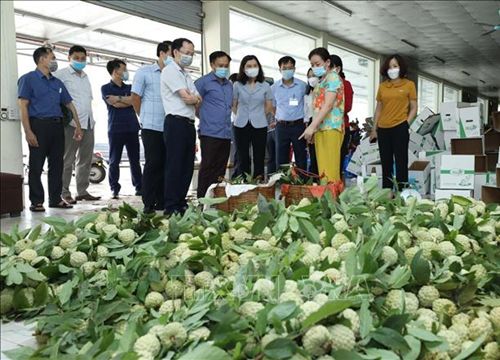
401, 39, 418, 49
323, 1, 352, 17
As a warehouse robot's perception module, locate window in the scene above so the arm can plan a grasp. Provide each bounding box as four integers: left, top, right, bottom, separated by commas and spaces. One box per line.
328, 44, 375, 124
443, 85, 459, 103
418, 76, 439, 113
229, 10, 316, 83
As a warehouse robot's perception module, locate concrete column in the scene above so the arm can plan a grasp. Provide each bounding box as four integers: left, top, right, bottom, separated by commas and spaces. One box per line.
201, 0, 230, 75
1, 0, 23, 176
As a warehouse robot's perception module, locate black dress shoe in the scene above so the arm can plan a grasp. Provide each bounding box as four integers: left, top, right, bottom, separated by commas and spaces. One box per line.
62, 196, 77, 204
76, 194, 101, 201
143, 207, 155, 214
135, 190, 143, 196
111, 193, 119, 200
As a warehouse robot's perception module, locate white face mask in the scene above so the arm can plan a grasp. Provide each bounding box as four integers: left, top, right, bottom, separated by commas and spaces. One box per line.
308, 77, 319, 88
387, 68, 400, 80
245, 68, 259, 78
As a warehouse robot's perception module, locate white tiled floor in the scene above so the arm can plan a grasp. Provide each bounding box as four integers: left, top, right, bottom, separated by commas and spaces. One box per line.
0, 322, 36, 359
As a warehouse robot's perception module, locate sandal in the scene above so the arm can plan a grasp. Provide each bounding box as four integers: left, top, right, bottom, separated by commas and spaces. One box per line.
48, 201, 73, 209
29, 204, 45, 212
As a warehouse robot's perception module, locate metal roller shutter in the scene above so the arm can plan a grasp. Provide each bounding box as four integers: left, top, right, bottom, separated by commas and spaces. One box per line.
85, 0, 202, 33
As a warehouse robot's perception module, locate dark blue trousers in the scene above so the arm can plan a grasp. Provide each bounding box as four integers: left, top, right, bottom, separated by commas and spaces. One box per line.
266, 129, 277, 175
163, 115, 196, 215
276, 121, 308, 171
108, 132, 142, 195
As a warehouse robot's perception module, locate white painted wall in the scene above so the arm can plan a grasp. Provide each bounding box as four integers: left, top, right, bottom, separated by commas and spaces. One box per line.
1, 0, 23, 175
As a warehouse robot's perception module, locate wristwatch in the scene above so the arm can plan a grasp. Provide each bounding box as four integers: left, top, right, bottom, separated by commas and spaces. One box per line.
118, 95, 122, 101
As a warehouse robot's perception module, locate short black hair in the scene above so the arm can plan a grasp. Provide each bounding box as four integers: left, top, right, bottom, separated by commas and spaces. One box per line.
157, 41, 172, 57
278, 56, 296, 67
381, 54, 408, 79
69, 45, 87, 56
329, 54, 345, 79
171, 38, 194, 53
229, 73, 238, 83
106, 59, 126, 75
209, 51, 231, 64
308, 47, 330, 62
33, 47, 53, 64
237, 55, 265, 85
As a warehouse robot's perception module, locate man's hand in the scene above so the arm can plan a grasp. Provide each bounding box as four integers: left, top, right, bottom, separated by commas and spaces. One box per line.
269, 121, 277, 130
25, 130, 39, 147
106, 95, 120, 106
73, 126, 83, 141
369, 129, 377, 142
299, 124, 317, 143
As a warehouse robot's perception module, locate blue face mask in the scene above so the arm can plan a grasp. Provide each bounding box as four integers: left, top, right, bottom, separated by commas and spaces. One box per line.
214, 67, 229, 79
121, 71, 129, 82
312, 66, 327, 78
163, 56, 173, 66
71, 60, 86, 71
281, 69, 295, 81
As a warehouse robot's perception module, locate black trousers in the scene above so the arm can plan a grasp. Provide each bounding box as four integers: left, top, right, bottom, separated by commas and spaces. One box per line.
276, 121, 308, 171
28, 118, 64, 206
233, 123, 267, 180
108, 132, 142, 195
266, 129, 277, 175
141, 129, 165, 210
340, 127, 351, 176
377, 121, 409, 190
197, 136, 231, 198
163, 115, 196, 214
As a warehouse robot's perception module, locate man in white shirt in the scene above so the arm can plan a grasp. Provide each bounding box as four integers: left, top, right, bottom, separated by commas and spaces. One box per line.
55, 45, 100, 203
160, 38, 201, 216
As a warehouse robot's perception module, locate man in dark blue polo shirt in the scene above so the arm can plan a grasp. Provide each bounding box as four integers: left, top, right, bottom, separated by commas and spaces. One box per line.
194, 51, 233, 198
18, 46, 83, 212
101, 59, 142, 199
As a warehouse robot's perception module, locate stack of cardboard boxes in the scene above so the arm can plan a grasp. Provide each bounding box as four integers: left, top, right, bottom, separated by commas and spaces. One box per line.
481, 112, 500, 203
347, 102, 500, 202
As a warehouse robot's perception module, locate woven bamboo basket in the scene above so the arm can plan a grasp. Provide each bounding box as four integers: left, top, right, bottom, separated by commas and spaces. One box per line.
213, 185, 275, 212
281, 182, 344, 207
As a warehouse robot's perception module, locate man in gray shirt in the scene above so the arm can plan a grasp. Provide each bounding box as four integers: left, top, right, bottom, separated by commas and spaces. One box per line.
55, 45, 100, 203
160, 38, 201, 216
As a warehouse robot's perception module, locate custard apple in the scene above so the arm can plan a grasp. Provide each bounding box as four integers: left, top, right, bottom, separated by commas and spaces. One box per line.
69, 251, 88, 267
302, 325, 331, 356
329, 324, 356, 351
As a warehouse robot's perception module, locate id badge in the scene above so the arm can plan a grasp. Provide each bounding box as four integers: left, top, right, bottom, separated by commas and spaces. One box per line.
289, 98, 299, 106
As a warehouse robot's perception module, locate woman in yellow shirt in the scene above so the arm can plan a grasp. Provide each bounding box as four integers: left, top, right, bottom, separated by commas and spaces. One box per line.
370, 54, 417, 192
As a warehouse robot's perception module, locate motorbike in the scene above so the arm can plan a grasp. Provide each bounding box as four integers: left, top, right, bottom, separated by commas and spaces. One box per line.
89, 152, 106, 184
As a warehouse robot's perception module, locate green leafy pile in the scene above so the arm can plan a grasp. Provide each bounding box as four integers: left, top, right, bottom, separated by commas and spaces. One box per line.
1, 178, 499, 360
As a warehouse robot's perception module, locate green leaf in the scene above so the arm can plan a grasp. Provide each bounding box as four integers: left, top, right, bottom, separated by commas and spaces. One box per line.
74, 213, 99, 228
25, 270, 46, 282
407, 327, 442, 342
43, 216, 68, 227
383, 314, 409, 333
267, 301, 297, 321
117, 321, 137, 353
3, 347, 36, 360
198, 197, 228, 206
27, 225, 42, 241
251, 212, 272, 235
6, 267, 23, 285
178, 343, 231, 360
364, 348, 400, 360
263, 338, 298, 360
370, 327, 410, 352
331, 350, 364, 360
359, 300, 373, 339
452, 333, 487, 360
289, 216, 299, 233
388, 265, 411, 289
302, 299, 355, 328
402, 335, 421, 360
458, 282, 477, 305
33, 282, 49, 307
451, 195, 473, 207
411, 250, 430, 285
297, 218, 320, 243
107, 248, 134, 258
58, 279, 74, 305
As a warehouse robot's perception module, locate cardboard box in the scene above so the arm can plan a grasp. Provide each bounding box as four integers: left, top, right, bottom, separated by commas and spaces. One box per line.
493, 112, 500, 132
439, 155, 475, 190
474, 172, 496, 200
443, 130, 457, 150
484, 129, 500, 152
440, 102, 460, 131
419, 150, 450, 168
457, 107, 482, 138
475, 155, 487, 173
409, 132, 425, 154
408, 151, 418, 166
486, 152, 498, 172
408, 161, 431, 195
366, 164, 382, 177
347, 148, 363, 175
482, 186, 500, 204
410, 107, 434, 132
432, 122, 445, 150
450, 138, 483, 155
422, 134, 437, 150
497, 167, 500, 188
435, 189, 473, 200
418, 114, 441, 136
430, 168, 436, 196
359, 138, 380, 165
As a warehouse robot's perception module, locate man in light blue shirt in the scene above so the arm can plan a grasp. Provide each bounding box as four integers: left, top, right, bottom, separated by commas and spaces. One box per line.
132, 41, 172, 213
271, 56, 308, 171
194, 51, 233, 198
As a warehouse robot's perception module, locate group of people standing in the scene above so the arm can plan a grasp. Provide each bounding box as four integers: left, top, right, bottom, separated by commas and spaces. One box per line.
18, 35, 416, 215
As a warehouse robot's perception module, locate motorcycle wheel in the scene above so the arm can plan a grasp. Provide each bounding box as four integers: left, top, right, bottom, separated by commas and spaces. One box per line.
89, 165, 106, 184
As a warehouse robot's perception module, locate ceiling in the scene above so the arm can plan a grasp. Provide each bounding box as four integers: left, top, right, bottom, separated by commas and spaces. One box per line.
249, 1, 500, 100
